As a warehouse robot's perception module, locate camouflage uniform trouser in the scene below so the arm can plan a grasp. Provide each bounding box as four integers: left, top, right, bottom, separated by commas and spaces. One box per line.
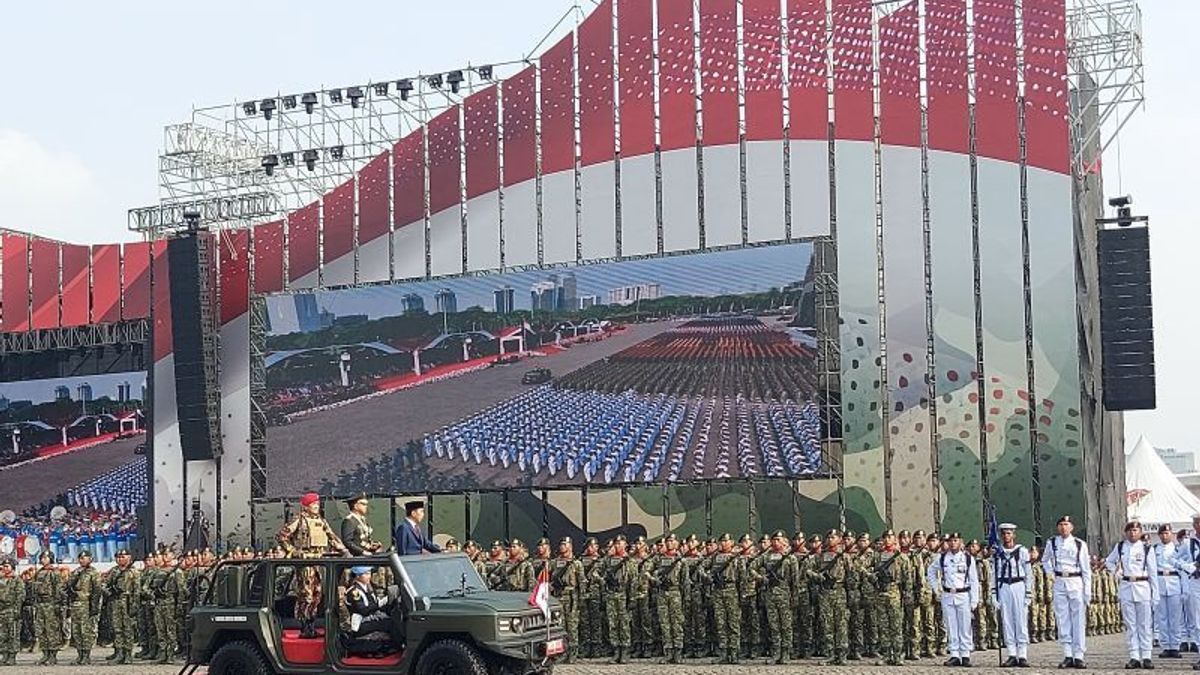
69, 602, 97, 649
713, 587, 741, 651
110, 598, 135, 652
656, 589, 684, 651
684, 588, 705, 655
740, 596, 759, 655
902, 602, 918, 655
793, 597, 814, 657
630, 595, 653, 654
294, 568, 323, 622
605, 592, 631, 648
847, 596, 862, 656
876, 590, 904, 662
913, 597, 935, 655
153, 601, 177, 657
818, 591, 849, 658
558, 592, 579, 656
581, 596, 604, 655
138, 599, 155, 652
34, 603, 64, 650
933, 601, 947, 653
764, 588, 793, 661
0, 608, 19, 655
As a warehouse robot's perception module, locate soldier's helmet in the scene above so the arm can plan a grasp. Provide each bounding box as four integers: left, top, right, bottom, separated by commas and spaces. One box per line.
793, 531, 806, 542
808, 534, 821, 544
772, 530, 788, 540
718, 533, 733, 543
537, 537, 551, 548
463, 540, 478, 550
739, 534, 753, 545
558, 536, 573, 548
78, 549, 93, 560
38, 551, 54, 564
614, 534, 627, 544
445, 538, 459, 548
825, 529, 840, 540
115, 549, 131, 558
584, 537, 599, 548
509, 538, 524, 550
491, 540, 504, 550
898, 529, 910, 538
857, 532, 870, 543
664, 533, 678, 542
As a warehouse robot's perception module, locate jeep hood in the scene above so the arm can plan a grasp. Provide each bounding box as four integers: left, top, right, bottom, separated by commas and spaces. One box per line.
427, 591, 548, 613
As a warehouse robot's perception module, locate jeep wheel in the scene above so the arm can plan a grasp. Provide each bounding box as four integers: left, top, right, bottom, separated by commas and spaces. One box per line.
415, 639, 488, 675
209, 640, 272, 675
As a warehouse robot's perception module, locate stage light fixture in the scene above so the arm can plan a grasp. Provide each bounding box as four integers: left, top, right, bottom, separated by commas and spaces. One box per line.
329, 144, 345, 160
447, 70, 464, 93
347, 86, 364, 108
301, 92, 318, 114
477, 65, 493, 80
302, 149, 319, 171
328, 89, 343, 104
373, 82, 389, 96
282, 95, 298, 110
260, 98, 277, 121
397, 79, 414, 101
261, 154, 279, 176
427, 74, 443, 89
281, 151, 295, 167
242, 101, 257, 116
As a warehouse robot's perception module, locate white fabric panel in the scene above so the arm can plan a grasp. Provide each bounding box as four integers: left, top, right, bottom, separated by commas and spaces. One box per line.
620, 153, 658, 256
504, 179, 538, 267
290, 269, 319, 291
976, 157, 1026, 370
746, 140, 786, 243
542, 170, 577, 265
321, 251, 355, 287
357, 234, 390, 283
1026, 165, 1079, 403
660, 148, 700, 252
788, 140, 831, 238
218, 313, 252, 545
466, 192, 501, 272
429, 206, 463, 277
391, 222, 426, 280
928, 150, 975, 353
152, 356, 185, 548
703, 144, 743, 247
580, 162, 617, 260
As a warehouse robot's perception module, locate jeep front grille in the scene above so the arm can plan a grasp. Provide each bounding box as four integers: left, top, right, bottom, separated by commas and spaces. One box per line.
522, 613, 548, 632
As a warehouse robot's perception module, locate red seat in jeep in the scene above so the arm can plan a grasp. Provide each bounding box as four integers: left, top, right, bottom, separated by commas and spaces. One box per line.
342, 653, 404, 667
280, 628, 325, 665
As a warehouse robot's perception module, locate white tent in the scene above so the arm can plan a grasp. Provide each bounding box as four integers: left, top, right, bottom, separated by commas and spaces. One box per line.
1126, 435, 1200, 526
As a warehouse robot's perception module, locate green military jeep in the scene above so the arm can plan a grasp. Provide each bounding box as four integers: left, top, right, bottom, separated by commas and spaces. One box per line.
184, 552, 564, 675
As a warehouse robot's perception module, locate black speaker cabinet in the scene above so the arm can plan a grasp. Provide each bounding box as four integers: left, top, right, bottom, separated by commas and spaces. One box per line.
1098, 227, 1156, 411
167, 231, 223, 460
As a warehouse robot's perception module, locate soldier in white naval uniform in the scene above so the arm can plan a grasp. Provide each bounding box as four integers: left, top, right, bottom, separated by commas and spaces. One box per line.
1042, 515, 1092, 669
993, 523, 1032, 667
1181, 526, 1199, 653
1172, 517, 1200, 668
1105, 521, 1159, 669
928, 532, 980, 667
1155, 524, 1184, 659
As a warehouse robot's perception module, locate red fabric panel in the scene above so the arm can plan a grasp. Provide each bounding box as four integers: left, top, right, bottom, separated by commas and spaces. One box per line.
699, 0, 738, 146
744, 0, 784, 141
121, 241, 151, 321
219, 229, 250, 324
832, 0, 873, 142
540, 34, 575, 174
464, 86, 500, 199
502, 66, 537, 186
357, 152, 391, 246
30, 239, 60, 330
393, 129, 426, 226
879, 3, 920, 147
974, 0, 1019, 162
342, 654, 403, 667
579, 0, 615, 166
428, 107, 462, 215
60, 244, 90, 327
618, 0, 654, 157
280, 629, 326, 665
288, 201, 320, 283
1024, 0, 1069, 174
658, 0, 696, 151
926, 0, 969, 153
787, 0, 828, 140
151, 240, 172, 362
1, 233, 30, 332
323, 178, 355, 264
90, 244, 121, 324
252, 220, 285, 294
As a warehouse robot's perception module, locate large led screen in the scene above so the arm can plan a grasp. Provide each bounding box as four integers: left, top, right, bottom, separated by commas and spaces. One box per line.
262, 242, 825, 495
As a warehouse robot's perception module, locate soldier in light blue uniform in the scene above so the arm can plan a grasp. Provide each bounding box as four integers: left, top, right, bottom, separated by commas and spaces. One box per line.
1155, 524, 1184, 659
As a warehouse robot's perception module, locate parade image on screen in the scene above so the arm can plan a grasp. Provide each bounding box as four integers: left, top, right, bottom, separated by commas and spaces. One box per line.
262, 242, 824, 495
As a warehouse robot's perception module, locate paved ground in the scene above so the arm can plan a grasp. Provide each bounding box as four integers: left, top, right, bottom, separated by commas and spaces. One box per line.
0, 435, 143, 511
265, 322, 673, 495
1, 634, 1187, 674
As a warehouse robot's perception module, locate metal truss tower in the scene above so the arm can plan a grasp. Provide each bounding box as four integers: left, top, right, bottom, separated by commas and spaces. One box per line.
1066, 0, 1144, 169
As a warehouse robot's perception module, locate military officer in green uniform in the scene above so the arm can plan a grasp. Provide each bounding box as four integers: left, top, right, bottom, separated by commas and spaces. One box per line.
645, 534, 685, 663
154, 548, 187, 664
629, 537, 655, 658
65, 549, 103, 664
788, 532, 813, 659
340, 493, 384, 556
31, 551, 64, 665
550, 537, 582, 663
483, 541, 507, 590
736, 534, 760, 659
578, 537, 604, 658
750, 531, 800, 664
502, 539, 534, 592
594, 534, 634, 663
103, 549, 138, 664
0, 558, 24, 666
530, 538, 554, 583
810, 529, 851, 665
872, 530, 909, 665
700, 533, 743, 664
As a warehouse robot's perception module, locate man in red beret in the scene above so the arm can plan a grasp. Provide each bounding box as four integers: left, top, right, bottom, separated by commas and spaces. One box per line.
276, 493, 349, 638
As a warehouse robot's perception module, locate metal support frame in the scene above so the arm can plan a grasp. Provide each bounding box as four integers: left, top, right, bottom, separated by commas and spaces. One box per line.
0, 320, 148, 354
248, 295, 269, 500
1066, 0, 1144, 169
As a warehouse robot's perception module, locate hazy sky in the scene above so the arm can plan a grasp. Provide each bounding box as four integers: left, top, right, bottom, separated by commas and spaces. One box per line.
0, 2, 1192, 452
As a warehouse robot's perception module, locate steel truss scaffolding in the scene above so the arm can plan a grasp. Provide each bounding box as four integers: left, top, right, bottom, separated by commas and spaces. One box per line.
1066, 0, 1144, 170
0, 320, 148, 355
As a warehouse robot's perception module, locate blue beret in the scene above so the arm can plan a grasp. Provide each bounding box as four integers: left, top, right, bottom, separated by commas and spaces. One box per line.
351, 566, 373, 576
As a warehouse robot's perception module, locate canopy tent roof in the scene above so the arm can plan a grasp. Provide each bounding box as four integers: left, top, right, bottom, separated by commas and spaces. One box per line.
1126, 435, 1200, 526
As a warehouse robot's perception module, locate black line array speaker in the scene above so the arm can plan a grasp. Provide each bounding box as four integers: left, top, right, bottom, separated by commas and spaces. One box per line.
1098, 226, 1156, 411
168, 230, 224, 460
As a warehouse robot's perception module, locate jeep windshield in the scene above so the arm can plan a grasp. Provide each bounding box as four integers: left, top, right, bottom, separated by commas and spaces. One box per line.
401, 555, 487, 598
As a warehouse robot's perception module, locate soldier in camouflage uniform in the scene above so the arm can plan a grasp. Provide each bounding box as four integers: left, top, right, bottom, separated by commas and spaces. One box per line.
923, 533, 946, 656
578, 538, 604, 658
65, 549, 103, 664
750, 531, 799, 664
594, 534, 633, 663
530, 538, 553, 585
548, 537, 582, 663
870, 530, 909, 665
810, 529, 851, 665
789, 532, 813, 659
843, 533, 863, 660
628, 537, 656, 658
853, 532, 876, 659
898, 530, 920, 660
1028, 545, 1045, 643
645, 534, 685, 663
735, 535, 759, 659
699, 533, 743, 664
501, 539, 534, 593
154, 548, 186, 664
31, 551, 64, 665
967, 539, 998, 650
135, 552, 158, 659
277, 492, 349, 639
483, 541, 507, 590
680, 536, 704, 658
340, 493, 384, 556
103, 549, 138, 664
0, 558, 24, 666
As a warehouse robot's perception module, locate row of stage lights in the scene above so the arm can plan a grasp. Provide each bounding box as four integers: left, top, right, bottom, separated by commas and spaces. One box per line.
261, 146, 345, 175
242, 65, 495, 121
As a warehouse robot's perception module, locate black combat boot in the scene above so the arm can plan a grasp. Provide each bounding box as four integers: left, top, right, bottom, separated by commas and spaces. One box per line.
36, 651, 49, 666
115, 649, 132, 665
79, 650, 91, 666
46, 650, 57, 665
105, 648, 119, 662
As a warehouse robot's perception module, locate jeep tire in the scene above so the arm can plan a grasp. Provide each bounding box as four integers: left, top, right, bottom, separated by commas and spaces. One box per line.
209, 639, 272, 675
415, 639, 489, 675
